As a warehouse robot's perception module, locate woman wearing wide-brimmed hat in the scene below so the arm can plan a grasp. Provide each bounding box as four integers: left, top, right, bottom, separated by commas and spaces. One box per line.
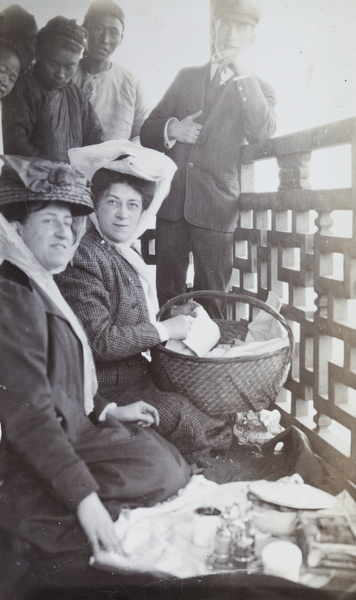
0, 155, 191, 588
56, 141, 235, 468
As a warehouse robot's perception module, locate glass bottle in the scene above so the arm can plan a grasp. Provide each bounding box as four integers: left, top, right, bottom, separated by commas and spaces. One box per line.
208, 512, 233, 568
231, 500, 255, 567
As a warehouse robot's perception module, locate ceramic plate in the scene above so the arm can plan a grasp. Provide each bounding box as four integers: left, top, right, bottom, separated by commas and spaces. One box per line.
248, 478, 335, 510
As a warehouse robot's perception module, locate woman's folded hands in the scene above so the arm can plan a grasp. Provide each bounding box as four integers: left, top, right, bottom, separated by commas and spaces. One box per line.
107, 400, 160, 427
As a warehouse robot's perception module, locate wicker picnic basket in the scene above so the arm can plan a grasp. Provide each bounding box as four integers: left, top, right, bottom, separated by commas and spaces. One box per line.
150, 291, 294, 417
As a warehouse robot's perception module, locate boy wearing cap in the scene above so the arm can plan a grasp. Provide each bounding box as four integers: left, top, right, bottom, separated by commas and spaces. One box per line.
3, 16, 104, 163
73, 0, 150, 142
141, 0, 276, 317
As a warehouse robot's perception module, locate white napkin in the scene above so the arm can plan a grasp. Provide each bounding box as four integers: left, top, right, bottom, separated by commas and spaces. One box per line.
166, 306, 220, 357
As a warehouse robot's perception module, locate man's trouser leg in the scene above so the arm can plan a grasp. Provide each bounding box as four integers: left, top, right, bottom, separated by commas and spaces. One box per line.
190, 224, 234, 319
155, 217, 192, 307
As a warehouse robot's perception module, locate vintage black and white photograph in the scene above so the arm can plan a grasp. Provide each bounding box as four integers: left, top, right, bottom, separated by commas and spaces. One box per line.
0, 0, 355, 598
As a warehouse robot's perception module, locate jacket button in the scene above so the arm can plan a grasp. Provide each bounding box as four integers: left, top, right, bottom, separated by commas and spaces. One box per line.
189, 162, 194, 168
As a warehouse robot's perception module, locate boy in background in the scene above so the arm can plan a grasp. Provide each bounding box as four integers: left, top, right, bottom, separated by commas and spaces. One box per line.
0, 39, 21, 153
3, 16, 104, 162
74, 0, 150, 142
0, 5, 38, 73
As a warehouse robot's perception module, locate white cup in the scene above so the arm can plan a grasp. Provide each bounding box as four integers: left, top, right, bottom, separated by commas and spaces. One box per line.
261, 541, 303, 582
192, 507, 221, 549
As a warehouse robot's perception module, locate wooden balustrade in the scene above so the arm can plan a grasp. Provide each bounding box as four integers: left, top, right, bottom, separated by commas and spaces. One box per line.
236, 117, 356, 495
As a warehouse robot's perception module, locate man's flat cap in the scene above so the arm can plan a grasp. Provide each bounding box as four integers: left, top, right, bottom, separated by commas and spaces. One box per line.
213, 0, 261, 26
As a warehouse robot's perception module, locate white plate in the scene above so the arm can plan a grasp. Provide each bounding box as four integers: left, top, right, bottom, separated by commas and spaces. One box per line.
248, 477, 336, 510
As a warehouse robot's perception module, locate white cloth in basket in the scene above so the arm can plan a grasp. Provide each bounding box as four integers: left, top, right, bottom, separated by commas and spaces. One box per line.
165, 306, 220, 357
245, 291, 285, 344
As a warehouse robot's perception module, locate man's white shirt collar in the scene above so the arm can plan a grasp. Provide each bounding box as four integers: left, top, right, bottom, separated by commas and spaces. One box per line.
210, 56, 253, 85
210, 56, 234, 85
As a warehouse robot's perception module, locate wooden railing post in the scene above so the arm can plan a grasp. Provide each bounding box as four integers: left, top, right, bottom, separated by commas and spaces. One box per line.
277, 152, 312, 190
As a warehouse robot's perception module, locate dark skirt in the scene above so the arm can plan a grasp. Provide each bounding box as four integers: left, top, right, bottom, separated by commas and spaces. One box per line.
0, 419, 191, 555
101, 373, 234, 468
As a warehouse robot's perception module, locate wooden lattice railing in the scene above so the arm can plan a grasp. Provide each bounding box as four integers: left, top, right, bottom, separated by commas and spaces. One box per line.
235, 117, 356, 495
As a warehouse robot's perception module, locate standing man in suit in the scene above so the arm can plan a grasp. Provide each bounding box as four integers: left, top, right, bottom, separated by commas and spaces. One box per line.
141, 0, 276, 317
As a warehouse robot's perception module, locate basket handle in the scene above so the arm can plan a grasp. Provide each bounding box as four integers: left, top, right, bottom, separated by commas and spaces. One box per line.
156, 290, 294, 362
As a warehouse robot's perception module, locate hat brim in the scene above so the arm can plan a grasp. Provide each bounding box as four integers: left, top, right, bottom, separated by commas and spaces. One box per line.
0, 184, 94, 216
214, 12, 259, 26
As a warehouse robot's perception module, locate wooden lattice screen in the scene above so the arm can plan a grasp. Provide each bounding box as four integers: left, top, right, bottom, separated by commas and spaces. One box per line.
235, 117, 356, 495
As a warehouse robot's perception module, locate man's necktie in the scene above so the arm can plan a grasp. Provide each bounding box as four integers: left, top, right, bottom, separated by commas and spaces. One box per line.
204, 70, 221, 118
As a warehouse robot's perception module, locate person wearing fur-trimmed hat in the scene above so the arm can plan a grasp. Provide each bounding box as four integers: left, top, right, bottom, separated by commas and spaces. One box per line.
73, 0, 150, 142
3, 15, 104, 162
141, 0, 276, 318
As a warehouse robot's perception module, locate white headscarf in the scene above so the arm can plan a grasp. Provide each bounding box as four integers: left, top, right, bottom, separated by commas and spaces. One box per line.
69, 141, 177, 322
0, 194, 97, 416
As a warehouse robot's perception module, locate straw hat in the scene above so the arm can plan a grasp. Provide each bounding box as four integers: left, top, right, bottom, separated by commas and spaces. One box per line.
0, 155, 94, 216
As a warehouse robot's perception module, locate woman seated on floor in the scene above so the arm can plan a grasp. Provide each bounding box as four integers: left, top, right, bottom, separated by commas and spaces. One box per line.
56, 141, 234, 468
0, 155, 192, 583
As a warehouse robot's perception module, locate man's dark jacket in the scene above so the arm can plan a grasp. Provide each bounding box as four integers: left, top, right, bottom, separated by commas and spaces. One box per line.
141, 63, 276, 233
